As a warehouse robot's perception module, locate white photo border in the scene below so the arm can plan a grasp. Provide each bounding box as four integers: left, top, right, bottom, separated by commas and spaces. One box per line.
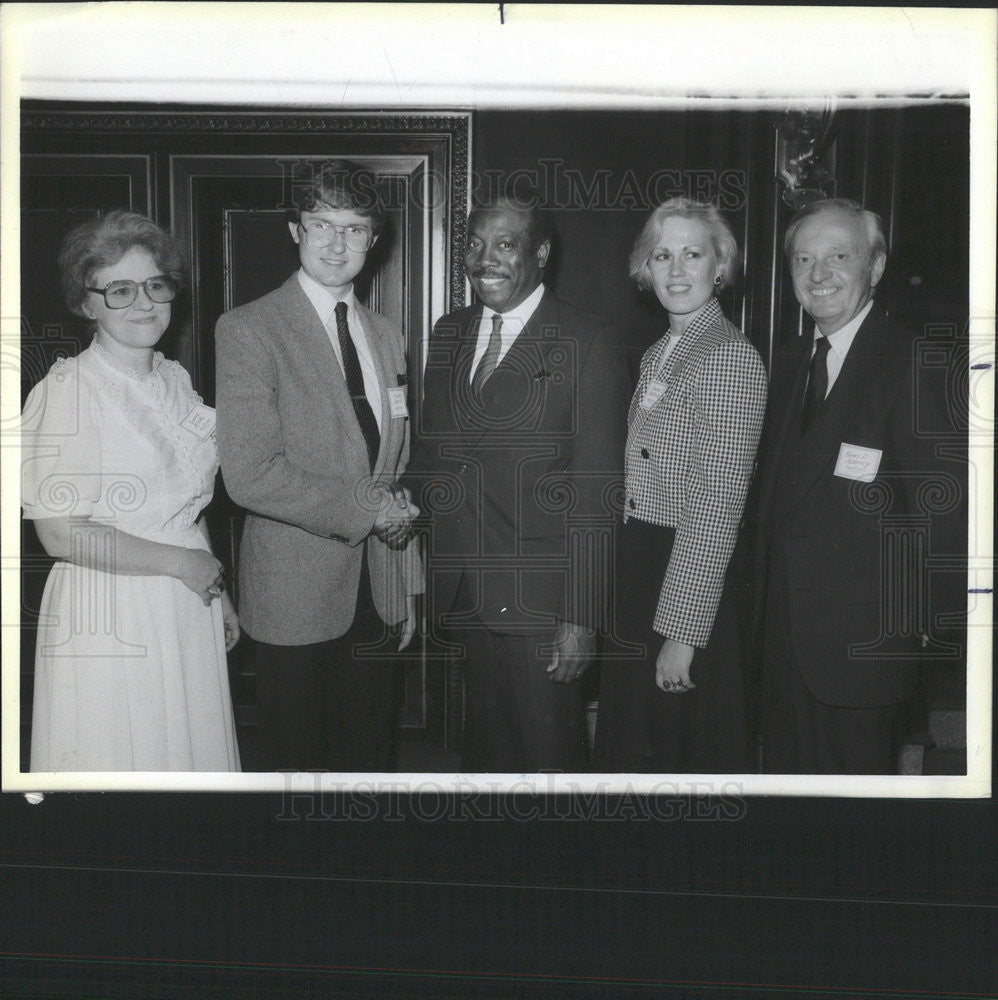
1, 3, 993, 797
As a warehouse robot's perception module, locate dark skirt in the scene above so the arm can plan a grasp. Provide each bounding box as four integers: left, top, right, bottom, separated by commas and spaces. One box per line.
593, 515, 750, 774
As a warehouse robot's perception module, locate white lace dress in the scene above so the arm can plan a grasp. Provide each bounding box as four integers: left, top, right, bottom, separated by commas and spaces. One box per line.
21, 341, 240, 772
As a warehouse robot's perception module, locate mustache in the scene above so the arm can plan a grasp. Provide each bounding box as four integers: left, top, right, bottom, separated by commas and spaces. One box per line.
471, 269, 508, 279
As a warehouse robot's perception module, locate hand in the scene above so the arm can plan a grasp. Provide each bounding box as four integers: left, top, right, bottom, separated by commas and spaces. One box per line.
178, 549, 225, 606
655, 638, 696, 694
220, 591, 241, 651
373, 483, 419, 550
398, 594, 418, 651
546, 619, 595, 683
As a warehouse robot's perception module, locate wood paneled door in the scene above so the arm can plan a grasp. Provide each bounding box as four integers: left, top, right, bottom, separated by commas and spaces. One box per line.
18, 106, 472, 766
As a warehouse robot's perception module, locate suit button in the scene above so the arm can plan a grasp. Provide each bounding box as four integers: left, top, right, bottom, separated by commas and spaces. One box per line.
640, 448, 649, 459
628, 498, 636, 509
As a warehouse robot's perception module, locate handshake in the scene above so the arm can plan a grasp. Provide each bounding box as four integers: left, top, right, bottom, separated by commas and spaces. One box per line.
372, 481, 421, 550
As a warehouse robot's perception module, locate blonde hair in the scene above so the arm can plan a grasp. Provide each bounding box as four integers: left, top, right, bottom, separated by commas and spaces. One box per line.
630, 198, 740, 291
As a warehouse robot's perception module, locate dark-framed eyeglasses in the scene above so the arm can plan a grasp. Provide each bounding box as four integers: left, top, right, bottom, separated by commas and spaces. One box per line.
298, 221, 375, 253
85, 275, 178, 309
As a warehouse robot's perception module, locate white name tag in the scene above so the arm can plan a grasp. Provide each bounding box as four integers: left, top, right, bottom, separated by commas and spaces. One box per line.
387, 387, 408, 419
180, 403, 216, 440
834, 442, 882, 482
640, 379, 668, 410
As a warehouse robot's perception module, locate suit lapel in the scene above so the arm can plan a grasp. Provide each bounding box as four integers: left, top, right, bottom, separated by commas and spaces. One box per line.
449, 307, 485, 451
356, 302, 397, 475
626, 300, 728, 451
491, 291, 555, 383
788, 310, 894, 503
284, 276, 370, 468
757, 330, 811, 522
462, 290, 555, 452
625, 330, 676, 452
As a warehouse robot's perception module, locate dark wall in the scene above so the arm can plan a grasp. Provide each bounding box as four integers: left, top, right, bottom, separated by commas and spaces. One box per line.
474, 109, 774, 375
472, 106, 970, 377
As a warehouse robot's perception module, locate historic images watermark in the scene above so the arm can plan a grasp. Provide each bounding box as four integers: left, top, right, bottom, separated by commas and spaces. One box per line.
277, 158, 749, 215
275, 772, 749, 822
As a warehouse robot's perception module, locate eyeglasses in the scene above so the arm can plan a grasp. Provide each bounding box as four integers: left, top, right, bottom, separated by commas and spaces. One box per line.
298, 221, 375, 253
85, 275, 177, 309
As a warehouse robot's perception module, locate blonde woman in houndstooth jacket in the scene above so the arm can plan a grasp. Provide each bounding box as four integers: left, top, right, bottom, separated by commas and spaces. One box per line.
594, 198, 768, 774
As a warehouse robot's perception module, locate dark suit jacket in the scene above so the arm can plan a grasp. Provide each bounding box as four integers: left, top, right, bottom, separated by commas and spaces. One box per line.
215, 274, 421, 645
406, 289, 630, 635
755, 307, 954, 708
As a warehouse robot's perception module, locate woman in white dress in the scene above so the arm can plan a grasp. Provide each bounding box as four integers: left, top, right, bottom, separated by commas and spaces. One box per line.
22, 210, 241, 772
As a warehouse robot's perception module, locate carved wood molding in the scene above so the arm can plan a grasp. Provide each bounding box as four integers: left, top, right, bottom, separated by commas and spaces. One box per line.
22, 106, 471, 312
22, 109, 470, 134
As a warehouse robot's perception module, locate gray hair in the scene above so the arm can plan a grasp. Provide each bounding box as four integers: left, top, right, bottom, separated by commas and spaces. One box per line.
783, 197, 888, 260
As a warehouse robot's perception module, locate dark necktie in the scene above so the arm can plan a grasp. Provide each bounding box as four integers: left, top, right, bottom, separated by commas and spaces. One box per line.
472, 314, 503, 396
801, 334, 831, 433
334, 301, 380, 471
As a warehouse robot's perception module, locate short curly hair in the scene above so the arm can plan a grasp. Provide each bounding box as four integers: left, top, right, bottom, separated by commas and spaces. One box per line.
629, 197, 741, 292
59, 210, 185, 318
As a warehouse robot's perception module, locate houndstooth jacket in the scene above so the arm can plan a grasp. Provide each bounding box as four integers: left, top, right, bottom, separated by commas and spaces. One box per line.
624, 296, 767, 647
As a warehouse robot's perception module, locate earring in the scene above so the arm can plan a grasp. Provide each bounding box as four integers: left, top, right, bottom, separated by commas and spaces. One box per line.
714, 274, 723, 287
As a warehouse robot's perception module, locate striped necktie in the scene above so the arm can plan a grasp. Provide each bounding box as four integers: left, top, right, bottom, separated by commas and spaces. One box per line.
472, 314, 504, 396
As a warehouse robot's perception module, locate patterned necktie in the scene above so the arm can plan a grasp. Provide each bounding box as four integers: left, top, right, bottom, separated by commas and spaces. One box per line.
801, 334, 831, 433
334, 301, 380, 471
472, 314, 504, 396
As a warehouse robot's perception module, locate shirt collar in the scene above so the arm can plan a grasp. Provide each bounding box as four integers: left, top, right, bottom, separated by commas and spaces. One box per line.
817, 299, 874, 355
297, 268, 356, 324
669, 295, 723, 341
90, 336, 163, 380
482, 282, 545, 326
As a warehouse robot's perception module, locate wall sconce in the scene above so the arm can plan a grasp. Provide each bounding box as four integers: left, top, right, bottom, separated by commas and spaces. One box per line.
775, 104, 838, 210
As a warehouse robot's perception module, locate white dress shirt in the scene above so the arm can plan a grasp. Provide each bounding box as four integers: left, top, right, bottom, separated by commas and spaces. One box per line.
469, 282, 546, 384
298, 269, 383, 430
810, 300, 874, 398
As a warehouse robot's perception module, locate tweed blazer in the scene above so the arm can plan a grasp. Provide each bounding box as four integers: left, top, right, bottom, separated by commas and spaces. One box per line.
215, 273, 422, 646
624, 297, 767, 647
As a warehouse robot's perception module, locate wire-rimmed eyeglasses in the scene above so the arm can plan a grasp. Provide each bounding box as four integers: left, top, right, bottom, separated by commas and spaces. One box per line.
85, 275, 178, 309
298, 221, 375, 253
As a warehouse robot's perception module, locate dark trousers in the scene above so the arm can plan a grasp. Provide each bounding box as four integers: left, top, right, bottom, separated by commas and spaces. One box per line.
452, 622, 588, 774
248, 556, 403, 773
761, 558, 900, 775
593, 516, 750, 774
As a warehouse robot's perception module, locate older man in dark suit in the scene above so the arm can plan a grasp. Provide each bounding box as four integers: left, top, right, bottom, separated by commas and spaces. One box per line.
406, 192, 629, 773
756, 197, 954, 774
216, 161, 421, 772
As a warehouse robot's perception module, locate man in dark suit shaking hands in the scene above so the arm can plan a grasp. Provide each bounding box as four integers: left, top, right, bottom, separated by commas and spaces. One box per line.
216, 161, 421, 773
757, 198, 955, 774
407, 190, 629, 773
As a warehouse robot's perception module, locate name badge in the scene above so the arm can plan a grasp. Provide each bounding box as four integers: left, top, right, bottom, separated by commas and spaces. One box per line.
387, 387, 408, 419
834, 442, 882, 482
180, 403, 216, 440
640, 379, 668, 410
